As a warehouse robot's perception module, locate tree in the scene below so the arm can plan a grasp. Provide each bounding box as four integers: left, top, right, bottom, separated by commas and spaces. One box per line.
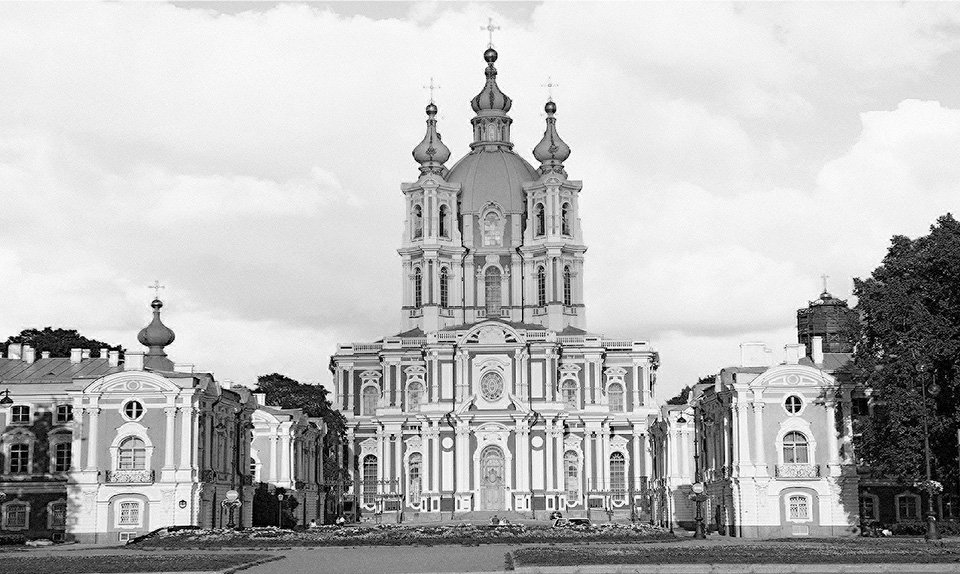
850, 214, 960, 485
666, 375, 715, 405
4, 327, 124, 358
254, 373, 349, 486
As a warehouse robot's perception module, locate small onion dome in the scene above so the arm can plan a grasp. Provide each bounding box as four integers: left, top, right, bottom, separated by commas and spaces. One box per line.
471, 48, 512, 113
412, 102, 451, 174
137, 298, 176, 351
533, 99, 571, 170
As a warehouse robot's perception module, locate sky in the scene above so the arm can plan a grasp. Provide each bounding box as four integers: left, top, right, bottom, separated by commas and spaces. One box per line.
1, 1, 960, 402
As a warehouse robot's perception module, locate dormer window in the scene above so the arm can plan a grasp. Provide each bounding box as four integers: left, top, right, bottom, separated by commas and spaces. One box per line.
11, 405, 30, 425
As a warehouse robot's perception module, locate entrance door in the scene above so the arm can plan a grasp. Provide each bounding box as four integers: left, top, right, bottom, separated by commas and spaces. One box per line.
480, 446, 505, 510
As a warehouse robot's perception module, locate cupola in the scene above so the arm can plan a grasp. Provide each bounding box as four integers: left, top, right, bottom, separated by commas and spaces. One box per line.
469, 48, 514, 149
137, 298, 175, 370
412, 102, 451, 175
533, 99, 571, 175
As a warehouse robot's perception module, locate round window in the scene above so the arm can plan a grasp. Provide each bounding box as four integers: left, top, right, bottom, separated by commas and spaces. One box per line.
480, 372, 504, 401
784, 395, 802, 414
123, 400, 145, 420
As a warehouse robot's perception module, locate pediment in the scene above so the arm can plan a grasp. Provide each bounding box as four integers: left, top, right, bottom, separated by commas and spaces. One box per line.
83, 371, 180, 395
459, 321, 524, 346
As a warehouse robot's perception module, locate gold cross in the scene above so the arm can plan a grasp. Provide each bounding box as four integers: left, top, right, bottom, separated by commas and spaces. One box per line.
422, 77, 440, 104
480, 17, 500, 48
542, 76, 559, 101
821, 274, 830, 293
148, 280, 165, 299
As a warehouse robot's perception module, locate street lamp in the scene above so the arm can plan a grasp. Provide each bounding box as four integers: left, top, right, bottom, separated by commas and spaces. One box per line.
221, 489, 241, 529
917, 362, 941, 541
0, 389, 12, 406
277, 493, 285, 528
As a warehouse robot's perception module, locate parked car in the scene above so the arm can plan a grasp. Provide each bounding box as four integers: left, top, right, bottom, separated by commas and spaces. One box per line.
553, 517, 591, 528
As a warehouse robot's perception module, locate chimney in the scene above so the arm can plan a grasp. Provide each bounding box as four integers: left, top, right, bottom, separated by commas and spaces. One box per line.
41, 351, 51, 359
70, 348, 83, 363
81, 349, 91, 360
125, 351, 144, 371
254, 392, 267, 406
22, 345, 35, 364
174, 363, 195, 374
784, 344, 804, 365
100, 347, 109, 360
108, 350, 120, 367
812, 336, 824, 365
7, 343, 22, 360
739, 342, 770, 368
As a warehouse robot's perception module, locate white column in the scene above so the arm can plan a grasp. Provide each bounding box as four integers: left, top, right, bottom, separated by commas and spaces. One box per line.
632, 363, 642, 409
431, 422, 440, 495
179, 403, 193, 470
71, 408, 84, 472
430, 352, 439, 402
545, 422, 555, 492
376, 429, 385, 494
554, 428, 564, 491
584, 431, 594, 491
394, 432, 403, 494
736, 402, 751, 466
347, 366, 355, 413
826, 401, 840, 467
164, 406, 177, 469
600, 424, 610, 490
85, 406, 100, 471
632, 428, 643, 483
517, 423, 529, 492
269, 434, 279, 483
680, 428, 691, 480
752, 397, 766, 474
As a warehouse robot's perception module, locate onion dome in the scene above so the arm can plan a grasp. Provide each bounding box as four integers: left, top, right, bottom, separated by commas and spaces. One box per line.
138, 298, 175, 369
412, 102, 451, 175
533, 99, 571, 175
471, 48, 512, 113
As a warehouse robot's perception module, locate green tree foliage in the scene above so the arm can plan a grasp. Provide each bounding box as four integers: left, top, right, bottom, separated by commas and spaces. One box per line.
666, 385, 692, 405
4, 327, 124, 358
254, 373, 349, 484
851, 214, 960, 484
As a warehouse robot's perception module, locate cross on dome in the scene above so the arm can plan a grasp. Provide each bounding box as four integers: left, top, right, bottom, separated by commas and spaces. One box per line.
542, 76, 559, 102
148, 280, 165, 299
480, 17, 500, 48
422, 77, 440, 104
821, 273, 830, 293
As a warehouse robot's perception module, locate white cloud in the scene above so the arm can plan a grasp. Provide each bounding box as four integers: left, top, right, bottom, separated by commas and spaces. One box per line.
1, 2, 960, 402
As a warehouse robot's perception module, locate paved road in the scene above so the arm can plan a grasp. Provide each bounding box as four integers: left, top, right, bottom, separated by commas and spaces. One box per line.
243, 544, 516, 574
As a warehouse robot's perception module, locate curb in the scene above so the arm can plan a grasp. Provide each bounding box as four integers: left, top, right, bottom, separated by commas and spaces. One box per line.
512, 565, 960, 574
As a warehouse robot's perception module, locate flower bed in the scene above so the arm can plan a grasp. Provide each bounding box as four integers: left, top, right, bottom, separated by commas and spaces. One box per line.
134, 522, 673, 548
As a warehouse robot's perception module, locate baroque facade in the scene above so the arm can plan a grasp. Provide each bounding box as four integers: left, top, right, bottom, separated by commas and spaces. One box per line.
333, 47, 660, 520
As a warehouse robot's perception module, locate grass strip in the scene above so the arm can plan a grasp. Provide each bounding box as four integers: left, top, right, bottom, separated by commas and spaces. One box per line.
3, 552, 271, 574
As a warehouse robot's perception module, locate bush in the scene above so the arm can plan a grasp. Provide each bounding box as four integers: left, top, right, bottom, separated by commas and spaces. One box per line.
0, 534, 27, 545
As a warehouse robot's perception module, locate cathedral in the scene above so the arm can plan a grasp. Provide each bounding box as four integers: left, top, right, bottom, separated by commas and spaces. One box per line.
332, 47, 660, 520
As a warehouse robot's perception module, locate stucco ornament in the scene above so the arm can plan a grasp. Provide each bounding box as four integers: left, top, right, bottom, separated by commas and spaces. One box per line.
480, 371, 504, 401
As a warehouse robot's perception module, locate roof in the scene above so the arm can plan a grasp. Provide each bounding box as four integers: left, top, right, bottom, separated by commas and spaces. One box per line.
0, 357, 122, 383
446, 147, 538, 214
798, 352, 853, 373
718, 366, 769, 386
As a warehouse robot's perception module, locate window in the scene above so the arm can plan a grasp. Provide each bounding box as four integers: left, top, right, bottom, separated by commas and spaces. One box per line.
9, 444, 29, 474
480, 372, 504, 402
782, 432, 809, 464
48, 501, 67, 530
56, 404, 73, 423
362, 386, 379, 416
440, 268, 449, 308
784, 396, 803, 414
897, 494, 920, 521
564, 451, 579, 504
362, 455, 377, 506
3, 502, 28, 530
11, 405, 30, 424
610, 452, 626, 503
537, 266, 546, 307
535, 203, 545, 236
563, 266, 572, 306
413, 205, 423, 239
408, 453, 422, 506
407, 382, 424, 412
861, 494, 879, 521
250, 457, 259, 481
485, 267, 501, 316
944, 495, 960, 519
788, 494, 810, 521
118, 437, 146, 470
562, 380, 578, 409
54, 442, 71, 472
414, 268, 423, 308
439, 205, 449, 238
118, 501, 141, 526
608, 383, 624, 412
123, 400, 145, 421
561, 202, 571, 235
852, 397, 870, 417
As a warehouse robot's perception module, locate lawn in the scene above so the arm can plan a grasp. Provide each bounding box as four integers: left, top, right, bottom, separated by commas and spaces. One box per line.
134, 523, 673, 548
4, 553, 273, 574
511, 538, 960, 568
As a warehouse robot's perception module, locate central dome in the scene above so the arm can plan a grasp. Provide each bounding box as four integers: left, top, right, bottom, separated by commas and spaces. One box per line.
447, 148, 538, 214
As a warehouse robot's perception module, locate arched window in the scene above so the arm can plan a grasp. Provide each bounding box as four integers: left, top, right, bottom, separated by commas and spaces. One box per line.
563, 266, 572, 306
561, 380, 578, 409
414, 268, 423, 308
408, 453, 423, 506
536, 266, 546, 307
362, 455, 378, 506
9, 444, 29, 474
782, 431, 808, 464
564, 450, 580, 504
118, 437, 146, 470
439, 205, 449, 238
608, 382, 624, 412
407, 381, 424, 412
610, 452, 626, 503
485, 267, 501, 316
412, 205, 423, 239
535, 203, 545, 236
561, 202, 571, 235
788, 494, 810, 521
249, 457, 259, 482
362, 386, 379, 416
440, 268, 449, 308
